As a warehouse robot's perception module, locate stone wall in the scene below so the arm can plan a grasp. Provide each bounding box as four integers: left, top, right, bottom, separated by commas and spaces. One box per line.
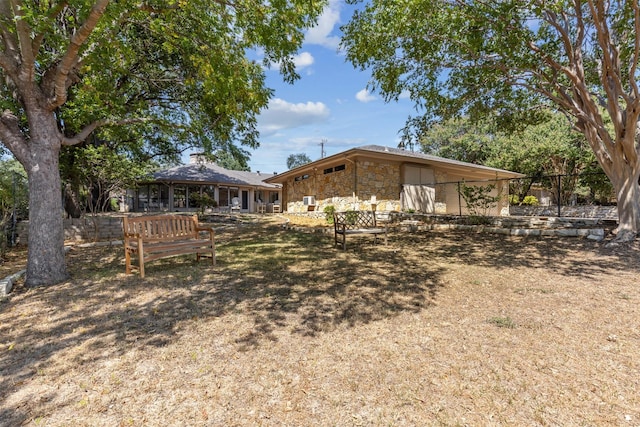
510, 205, 618, 219
285, 159, 402, 213
15, 216, 125, 244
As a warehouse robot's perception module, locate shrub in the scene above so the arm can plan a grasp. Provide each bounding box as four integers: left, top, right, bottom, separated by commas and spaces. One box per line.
459, 182, 501, 217
522, 195, 539, 206
323, 205, 336, 224
190, 193, 217, 215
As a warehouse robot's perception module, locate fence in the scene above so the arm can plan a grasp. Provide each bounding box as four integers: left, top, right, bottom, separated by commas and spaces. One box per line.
430, 171, 616, 219
507, 171, 616, 219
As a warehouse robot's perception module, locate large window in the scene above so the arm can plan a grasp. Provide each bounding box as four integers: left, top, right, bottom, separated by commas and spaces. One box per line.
148, 185, 169, 210
187, 185, 201, 208
218, 187, 229, 207
137, 186, 149, 210
173, 185, 186, 208
203, 185, 216, 200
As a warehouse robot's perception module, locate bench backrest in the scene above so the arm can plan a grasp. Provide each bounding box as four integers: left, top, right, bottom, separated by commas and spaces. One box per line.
334, 211, 377, 230
123, 214, 199, 242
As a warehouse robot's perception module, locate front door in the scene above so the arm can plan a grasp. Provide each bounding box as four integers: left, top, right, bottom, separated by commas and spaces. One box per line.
241, 190, 249, 210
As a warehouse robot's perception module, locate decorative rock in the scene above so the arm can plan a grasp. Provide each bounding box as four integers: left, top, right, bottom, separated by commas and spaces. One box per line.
587, 233, 605, 242
511, 228, 541, 236
0, 269, 26, 297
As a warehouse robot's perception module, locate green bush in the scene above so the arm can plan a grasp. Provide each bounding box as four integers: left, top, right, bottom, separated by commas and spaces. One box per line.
522, 195, 539, 206
459, 182, 500, 217
323, 205, 336, 224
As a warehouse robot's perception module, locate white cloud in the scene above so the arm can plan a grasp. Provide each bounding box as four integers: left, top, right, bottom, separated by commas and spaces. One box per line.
293, 52, 314, 70
399, 90, 411, 99
305, 0, 342, 49
258, 98, 331, 135
355, 88, 377, 103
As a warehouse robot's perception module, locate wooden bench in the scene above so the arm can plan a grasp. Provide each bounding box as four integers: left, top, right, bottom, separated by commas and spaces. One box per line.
123, 214, 215, 278
333, 210, 387, 250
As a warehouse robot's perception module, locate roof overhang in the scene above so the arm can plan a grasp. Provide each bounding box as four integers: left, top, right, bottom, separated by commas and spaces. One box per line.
265, 146, 525, 183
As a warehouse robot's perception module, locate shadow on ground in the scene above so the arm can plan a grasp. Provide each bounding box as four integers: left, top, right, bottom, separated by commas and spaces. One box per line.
0, 223, 637, 424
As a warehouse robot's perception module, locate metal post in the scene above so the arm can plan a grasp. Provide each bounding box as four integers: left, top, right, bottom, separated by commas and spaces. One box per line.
11, 172, 17, 247
557, 174, 562, 217
458, 181, 462, 216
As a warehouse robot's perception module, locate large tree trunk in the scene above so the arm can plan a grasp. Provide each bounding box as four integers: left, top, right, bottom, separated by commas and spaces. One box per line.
609, 164, 640, 243
25, 140, 69, 287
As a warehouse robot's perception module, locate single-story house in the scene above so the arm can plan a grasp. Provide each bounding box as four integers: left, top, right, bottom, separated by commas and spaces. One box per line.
126, 155, 282, 213
264, 145, 525, 216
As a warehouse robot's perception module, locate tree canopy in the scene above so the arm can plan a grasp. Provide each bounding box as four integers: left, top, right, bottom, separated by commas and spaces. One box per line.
342, 0, 640, 241
286, 153, 312, 169
0, 0, 328, 286
420, 112, 613, 204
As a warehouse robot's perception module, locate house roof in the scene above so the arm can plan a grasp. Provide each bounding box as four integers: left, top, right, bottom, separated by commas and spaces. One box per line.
152, 162, 281, 189
265, 144, 525, 183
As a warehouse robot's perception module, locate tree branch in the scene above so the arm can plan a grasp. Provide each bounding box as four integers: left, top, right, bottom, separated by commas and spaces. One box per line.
0, 51, 18, 79
0, 109, 29, 164
9, 0, 37, 83
60, 117, 153, 146
48, 0, 110, 110
60, 120, 106, 146
629, 1, 640, 104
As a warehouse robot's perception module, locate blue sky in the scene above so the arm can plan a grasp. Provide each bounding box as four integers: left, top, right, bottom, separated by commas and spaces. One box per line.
245, 0, 416, 173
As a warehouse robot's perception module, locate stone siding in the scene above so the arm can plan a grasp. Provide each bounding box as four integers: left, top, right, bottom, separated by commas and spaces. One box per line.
285, 159, 402, 213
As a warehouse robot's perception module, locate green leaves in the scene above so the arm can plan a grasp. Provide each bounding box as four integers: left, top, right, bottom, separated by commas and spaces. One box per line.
1, 0, 328, 159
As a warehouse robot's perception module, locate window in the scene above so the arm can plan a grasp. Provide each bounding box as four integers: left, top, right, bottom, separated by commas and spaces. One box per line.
187, 185, 201, 208
173, 186, 186, 208
323, 164, 345, 174
218, 187, 229, 207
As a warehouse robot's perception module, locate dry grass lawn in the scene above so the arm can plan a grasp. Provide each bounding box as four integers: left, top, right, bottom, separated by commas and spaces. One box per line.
1, 215, 640, 426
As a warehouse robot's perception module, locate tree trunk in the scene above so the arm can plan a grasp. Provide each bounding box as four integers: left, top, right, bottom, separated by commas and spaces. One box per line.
25, 141, 69, 287
609, 165, 640, 243
64, 183, 83, 218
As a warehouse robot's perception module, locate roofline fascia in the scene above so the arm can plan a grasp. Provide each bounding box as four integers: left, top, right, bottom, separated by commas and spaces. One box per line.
265, 147, 524, 182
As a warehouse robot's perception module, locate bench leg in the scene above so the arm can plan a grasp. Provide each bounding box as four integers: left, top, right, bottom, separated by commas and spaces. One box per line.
125, 248, 132, 275
138, 244, 145, 278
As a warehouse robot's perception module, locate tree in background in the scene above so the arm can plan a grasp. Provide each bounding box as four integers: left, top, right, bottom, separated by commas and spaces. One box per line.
214, 148, 251, 172
61, 144, 155, 214
343, 1, 640, 242
0, 0, 327, 286
420, 112, 613, 205
420, 117, 494, 165
286, 153, 312, 169
0, 158, 27, 255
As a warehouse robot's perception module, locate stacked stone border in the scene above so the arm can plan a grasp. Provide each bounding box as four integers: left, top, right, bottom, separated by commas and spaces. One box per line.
283, 211, 616, 242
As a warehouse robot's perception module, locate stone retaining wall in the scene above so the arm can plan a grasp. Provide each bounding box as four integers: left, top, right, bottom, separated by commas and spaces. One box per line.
284, 211, 616, 242
15, 216, 125, 243
510, 205, 618, 219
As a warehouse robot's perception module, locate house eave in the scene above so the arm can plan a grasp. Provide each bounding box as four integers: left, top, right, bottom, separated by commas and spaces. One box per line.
265, 145, 525, 183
